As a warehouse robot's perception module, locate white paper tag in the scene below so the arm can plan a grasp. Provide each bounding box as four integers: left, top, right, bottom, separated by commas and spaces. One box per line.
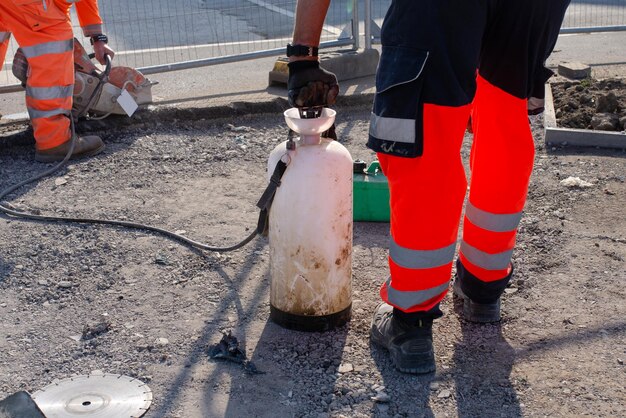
116, 89, 139, 117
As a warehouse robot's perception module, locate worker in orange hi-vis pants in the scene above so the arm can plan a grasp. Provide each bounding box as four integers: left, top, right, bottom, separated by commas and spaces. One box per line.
287, 0, 571, 375
0, 0, 114, 163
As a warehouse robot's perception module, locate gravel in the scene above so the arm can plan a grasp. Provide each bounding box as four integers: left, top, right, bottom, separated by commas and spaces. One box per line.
1, 105, 625, 417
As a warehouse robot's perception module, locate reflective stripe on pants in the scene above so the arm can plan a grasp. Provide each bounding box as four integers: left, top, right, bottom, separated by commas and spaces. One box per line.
0, 2, 73, 150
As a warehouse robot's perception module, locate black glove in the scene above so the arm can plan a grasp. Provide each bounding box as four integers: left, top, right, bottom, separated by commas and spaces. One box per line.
288, 60, 339, 108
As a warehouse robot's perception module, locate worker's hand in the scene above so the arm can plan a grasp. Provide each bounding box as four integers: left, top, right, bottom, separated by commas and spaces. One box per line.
288, 60, 339, 108
93, 41, 115, 66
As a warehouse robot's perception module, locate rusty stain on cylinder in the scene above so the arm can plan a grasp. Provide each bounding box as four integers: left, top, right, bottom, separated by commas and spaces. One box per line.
270, 245, 350, 316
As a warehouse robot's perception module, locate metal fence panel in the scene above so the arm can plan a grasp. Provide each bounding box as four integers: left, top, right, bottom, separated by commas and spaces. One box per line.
368, 0, 626, 43
100, 0, 356, 72
1, 0, 357, 89
563, 0, 626, 30
2, 0, 624, 92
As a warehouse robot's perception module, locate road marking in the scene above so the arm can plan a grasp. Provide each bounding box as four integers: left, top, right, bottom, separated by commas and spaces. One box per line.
245, 0, 344, 36
1, 112, 29, 121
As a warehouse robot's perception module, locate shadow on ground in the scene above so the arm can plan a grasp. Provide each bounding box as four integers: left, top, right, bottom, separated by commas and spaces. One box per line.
148, 237, 267, 417
0, 256, 12, 285
452, 295, 520, 418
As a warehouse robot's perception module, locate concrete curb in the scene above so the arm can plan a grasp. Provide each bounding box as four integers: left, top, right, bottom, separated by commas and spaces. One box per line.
544, 83, 626, 150
77, 92, 374, 134
0, 93, 375, 146
269, 49, 380, 86
557, 62, 592, 79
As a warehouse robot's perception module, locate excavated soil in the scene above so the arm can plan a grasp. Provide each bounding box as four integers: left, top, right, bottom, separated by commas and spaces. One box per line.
551, 78, 626, 131
1, 105, 625, 418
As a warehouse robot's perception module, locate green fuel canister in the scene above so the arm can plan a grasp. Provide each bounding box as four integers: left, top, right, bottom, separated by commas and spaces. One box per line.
353, 160, 390, 222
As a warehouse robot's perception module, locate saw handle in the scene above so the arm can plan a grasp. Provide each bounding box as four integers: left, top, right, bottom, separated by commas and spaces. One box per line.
104, 54, 112, 76
88, 53, 112, 77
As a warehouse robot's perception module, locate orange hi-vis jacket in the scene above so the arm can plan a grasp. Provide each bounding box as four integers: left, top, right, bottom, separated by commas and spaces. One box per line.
56, 0, 104, 36
1, 1, 104, 53
0, 0, 104, 150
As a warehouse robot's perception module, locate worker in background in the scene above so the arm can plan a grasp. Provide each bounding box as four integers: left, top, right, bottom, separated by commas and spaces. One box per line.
288, 0, 570, 374
0, 0, 115, 163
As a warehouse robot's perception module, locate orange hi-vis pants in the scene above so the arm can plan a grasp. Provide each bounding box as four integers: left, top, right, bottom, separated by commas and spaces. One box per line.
0, 1, 74, 150
369, 0, 569, 314
378, 76, 534, 313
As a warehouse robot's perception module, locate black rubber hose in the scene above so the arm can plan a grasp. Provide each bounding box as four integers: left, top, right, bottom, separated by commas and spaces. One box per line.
0, 119, 258, 252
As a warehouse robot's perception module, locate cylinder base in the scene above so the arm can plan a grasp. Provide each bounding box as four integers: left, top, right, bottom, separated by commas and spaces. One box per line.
270, 304, 352, 332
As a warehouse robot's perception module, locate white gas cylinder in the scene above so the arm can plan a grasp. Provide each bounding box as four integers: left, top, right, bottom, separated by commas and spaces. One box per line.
267, 108, 353, 331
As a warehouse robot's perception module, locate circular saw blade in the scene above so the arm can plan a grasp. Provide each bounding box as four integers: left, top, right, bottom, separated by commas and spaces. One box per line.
31, 373, 152, 418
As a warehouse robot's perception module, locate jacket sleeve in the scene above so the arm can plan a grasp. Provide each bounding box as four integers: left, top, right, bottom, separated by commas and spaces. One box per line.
75, 0, 104, 37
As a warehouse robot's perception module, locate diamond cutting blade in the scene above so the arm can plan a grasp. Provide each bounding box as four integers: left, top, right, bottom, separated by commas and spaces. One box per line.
31, 373, 152, 418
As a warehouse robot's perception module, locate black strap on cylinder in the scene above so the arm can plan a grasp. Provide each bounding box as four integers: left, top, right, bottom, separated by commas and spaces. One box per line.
256, 159, 288, 236
321, 123, 337, 141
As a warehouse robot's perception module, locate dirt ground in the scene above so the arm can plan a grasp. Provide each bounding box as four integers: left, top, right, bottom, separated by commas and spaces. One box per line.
552, 77, 626, 131
0, 104, 625, 418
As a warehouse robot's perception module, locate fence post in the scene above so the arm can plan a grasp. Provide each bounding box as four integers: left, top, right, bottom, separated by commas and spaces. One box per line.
352, 0, 360, 50
364, 0, 372, 49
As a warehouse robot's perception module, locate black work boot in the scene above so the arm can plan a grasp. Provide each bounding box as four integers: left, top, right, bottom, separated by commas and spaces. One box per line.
370, 303, 436, 374
453, 260, 512, 323
35, 135, 105, 163
453, 279, 501, 323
